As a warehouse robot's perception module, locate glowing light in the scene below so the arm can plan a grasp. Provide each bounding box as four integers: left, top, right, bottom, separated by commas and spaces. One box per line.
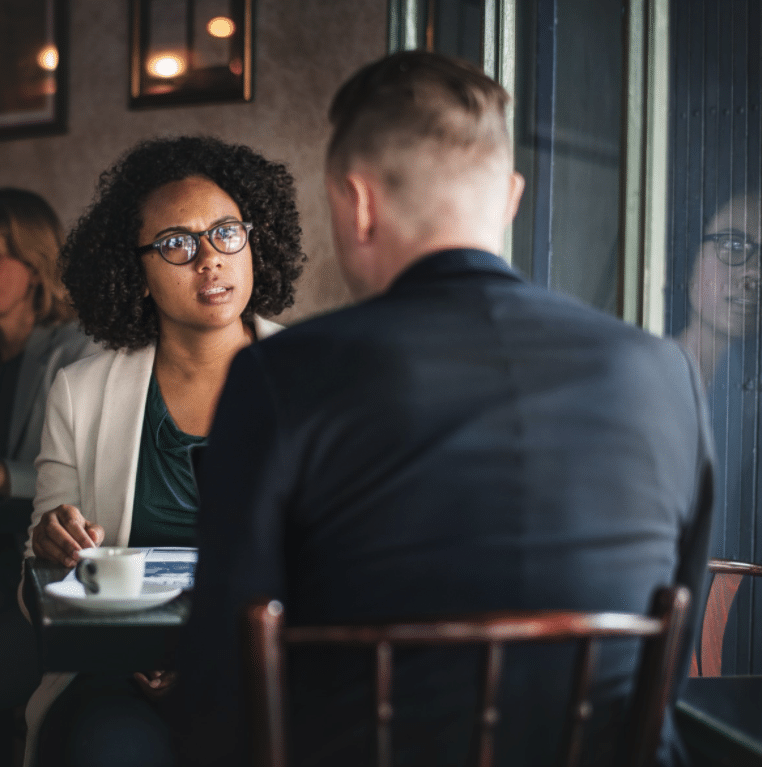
229, 58, 243, 76
146, 53, 187, 78
37, 46, 59, 71
207, 16, 235, 38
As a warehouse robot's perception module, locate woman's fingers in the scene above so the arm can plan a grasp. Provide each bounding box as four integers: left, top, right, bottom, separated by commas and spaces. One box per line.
32, 533, 76, 567
31, 504, 100, 567
85, 521, 105, 546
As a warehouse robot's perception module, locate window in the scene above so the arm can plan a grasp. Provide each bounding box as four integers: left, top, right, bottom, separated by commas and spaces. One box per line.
388, 0, 668, 329
667, 0, 762, 674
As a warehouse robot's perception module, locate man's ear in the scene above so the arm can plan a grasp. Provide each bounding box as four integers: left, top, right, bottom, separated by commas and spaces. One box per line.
346, 173, 375, 245
505, 171, 525, 224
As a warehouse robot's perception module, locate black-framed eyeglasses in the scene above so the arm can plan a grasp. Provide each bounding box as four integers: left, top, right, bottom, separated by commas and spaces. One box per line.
703, 232, 761, 267
136, 221, 254, 265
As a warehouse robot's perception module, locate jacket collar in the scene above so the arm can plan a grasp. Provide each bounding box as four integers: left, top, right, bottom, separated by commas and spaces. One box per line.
388, 249, 524, 291
9, 326, 57, 454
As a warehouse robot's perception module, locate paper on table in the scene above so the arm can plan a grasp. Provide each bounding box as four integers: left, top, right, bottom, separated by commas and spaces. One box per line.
143, 547, 198, 589
62, 547, 198, 590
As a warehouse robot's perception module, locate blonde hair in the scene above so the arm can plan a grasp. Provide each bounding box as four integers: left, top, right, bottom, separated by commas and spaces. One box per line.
0, 188, 75, 325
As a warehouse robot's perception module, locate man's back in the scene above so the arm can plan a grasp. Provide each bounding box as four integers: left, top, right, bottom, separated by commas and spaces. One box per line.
185, 249, 713, 766
266, 252, 705, 621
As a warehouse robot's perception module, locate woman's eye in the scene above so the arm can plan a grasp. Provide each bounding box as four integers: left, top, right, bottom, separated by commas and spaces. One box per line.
716, 236, 744, 251
216, 226, 238, 241
165, 235, 191, 251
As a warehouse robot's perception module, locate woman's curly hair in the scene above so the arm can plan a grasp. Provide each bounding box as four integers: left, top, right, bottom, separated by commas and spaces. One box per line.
61, 135, 305, 350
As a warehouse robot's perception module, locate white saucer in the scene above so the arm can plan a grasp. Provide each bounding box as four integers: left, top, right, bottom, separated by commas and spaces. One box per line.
45, 580, 182, 614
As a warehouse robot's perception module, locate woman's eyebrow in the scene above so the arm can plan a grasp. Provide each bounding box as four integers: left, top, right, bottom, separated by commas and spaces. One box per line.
151, 216, 241, 239
709, 226, 757, 238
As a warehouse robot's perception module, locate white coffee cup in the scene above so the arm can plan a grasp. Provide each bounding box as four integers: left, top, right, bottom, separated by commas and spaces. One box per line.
75, 547, 146, 598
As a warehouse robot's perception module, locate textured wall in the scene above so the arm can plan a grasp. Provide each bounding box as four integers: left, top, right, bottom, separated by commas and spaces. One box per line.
0, 0, 388, 322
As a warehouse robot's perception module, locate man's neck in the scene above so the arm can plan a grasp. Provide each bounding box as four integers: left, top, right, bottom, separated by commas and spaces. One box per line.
363, 237, 502, 300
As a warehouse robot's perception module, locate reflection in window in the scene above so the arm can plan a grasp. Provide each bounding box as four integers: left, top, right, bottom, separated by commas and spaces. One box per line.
667, 0, 762, 675
512, 0, 624, 315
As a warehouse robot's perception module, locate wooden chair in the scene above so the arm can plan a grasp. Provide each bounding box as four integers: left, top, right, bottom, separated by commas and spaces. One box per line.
689, 558, 762, 678
241, 586, 690, 767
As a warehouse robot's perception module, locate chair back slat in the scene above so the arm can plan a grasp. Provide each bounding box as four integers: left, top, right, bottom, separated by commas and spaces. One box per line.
559, 638, 598, 767
689, 559, 762, 677
623, 586, 691, 767
700, 573, 742, 676
242, 586, 691, 767
375, 641, 394, 767
473, 642, 503, 767
242, 601, 287, 767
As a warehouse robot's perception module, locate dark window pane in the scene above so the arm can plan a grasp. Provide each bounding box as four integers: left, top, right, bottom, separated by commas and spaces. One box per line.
668, 0, 762, 675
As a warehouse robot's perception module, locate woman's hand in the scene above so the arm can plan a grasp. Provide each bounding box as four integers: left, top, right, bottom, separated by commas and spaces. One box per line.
31, 504, 105, 567
134, 670, 178, 699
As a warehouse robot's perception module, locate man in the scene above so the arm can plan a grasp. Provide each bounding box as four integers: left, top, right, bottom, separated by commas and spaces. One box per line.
176, 51, 714, 766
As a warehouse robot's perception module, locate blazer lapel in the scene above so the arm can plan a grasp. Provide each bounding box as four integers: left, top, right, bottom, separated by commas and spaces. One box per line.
8, 327, 51, 456
93, 345, 155, 546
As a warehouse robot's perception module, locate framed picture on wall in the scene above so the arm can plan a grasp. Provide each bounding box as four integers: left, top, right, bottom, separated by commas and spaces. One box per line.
129, 0, 254, 109
0, 0, 68, 141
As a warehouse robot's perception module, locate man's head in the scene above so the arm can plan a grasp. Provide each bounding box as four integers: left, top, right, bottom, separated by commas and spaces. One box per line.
325, 50, 524, 299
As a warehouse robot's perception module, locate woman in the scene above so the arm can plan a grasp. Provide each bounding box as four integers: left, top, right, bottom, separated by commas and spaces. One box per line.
20, 136, 304, 766
678, 193, 761, 389
677, 192, 762, 674
0, 189, 94, 713
0, 188, 92, 523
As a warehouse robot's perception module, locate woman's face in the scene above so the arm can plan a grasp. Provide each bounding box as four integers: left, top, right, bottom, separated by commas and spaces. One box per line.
139, 176, 255, 339
689, 194, 762, 339
0, 231, 37, 324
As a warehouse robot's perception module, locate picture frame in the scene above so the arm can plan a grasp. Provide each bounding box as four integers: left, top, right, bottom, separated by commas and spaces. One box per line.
129, 0, 254, 109
0, 0, 68, 141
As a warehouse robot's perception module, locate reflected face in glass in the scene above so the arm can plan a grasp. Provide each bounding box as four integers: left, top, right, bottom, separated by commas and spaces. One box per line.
138, 176, 254, 338
0, 232, 37, 321
689, 195, 762, 339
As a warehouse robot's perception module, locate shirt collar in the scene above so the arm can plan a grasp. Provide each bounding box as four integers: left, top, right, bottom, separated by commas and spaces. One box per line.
388, 248, 524, 291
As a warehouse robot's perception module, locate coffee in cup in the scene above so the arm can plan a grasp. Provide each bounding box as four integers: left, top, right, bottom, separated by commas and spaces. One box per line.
75, 547, 146, 598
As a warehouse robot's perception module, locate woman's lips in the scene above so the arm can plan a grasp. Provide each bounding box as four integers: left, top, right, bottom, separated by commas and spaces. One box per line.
728, 295, 758, 310
198, 283, 232, 304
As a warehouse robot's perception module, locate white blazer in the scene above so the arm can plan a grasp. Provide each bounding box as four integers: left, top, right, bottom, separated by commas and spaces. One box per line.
20, 315, 282, 767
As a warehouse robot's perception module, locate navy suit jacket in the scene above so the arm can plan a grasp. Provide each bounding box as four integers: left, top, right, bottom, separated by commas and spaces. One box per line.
176, 250, 714, 766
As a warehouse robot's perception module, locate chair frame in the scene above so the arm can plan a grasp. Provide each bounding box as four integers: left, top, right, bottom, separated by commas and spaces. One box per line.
690, 558, 762, 677
241, 586, 690, 767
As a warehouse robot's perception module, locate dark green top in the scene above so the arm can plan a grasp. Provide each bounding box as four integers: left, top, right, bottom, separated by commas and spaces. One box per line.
129, 374, 207, 547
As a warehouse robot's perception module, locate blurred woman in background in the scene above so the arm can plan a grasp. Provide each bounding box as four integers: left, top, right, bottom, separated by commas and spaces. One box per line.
0, 188, 94, 740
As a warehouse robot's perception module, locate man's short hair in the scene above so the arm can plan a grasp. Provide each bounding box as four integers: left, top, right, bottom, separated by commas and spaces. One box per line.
326, 50, 511, 188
